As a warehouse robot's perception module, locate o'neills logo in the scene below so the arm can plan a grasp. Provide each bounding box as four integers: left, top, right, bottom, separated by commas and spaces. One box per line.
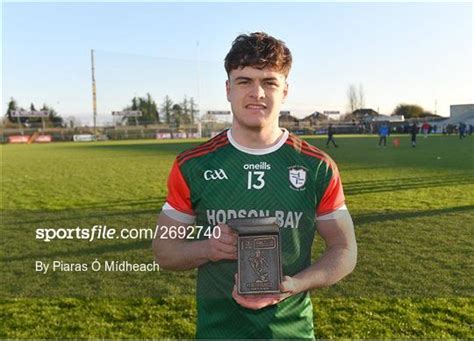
243, 162, 271, 170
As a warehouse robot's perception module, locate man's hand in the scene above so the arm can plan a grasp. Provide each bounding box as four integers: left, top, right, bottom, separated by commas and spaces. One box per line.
206, 224, 238, 262
153, 215, 238, 271
232, 274, 299, 310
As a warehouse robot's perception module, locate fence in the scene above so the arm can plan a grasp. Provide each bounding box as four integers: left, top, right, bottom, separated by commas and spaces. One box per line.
1, 120, 431, 143
0, 121, 234, 143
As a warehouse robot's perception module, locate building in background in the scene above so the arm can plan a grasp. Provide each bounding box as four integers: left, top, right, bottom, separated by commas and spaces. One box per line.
448, 104, 474, 125
278, 111, 299, 131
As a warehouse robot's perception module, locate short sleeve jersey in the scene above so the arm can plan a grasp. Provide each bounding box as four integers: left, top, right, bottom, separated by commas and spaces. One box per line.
162, 128, 346, 339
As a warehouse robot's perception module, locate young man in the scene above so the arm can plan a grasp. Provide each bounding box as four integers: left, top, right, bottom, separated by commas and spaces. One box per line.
153, 32, 357, 339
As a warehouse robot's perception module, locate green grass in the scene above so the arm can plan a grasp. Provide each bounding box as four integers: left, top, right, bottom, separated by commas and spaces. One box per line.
1, 134, 473, 338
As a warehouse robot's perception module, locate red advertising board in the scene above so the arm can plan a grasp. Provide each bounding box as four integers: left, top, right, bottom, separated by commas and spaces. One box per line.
8, 135, 30, 144
35, 135, 52, 143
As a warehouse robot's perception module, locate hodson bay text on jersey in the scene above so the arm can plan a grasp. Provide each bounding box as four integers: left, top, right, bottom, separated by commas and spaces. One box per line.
206, 209, 303, 229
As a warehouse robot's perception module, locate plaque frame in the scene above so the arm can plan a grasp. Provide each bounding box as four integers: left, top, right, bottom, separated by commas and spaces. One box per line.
228, 217, 282, 295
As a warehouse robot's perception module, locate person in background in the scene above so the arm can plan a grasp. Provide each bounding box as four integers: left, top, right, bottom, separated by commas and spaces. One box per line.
459, 122, 466, 139
410, 122, 418, 147
422, 121, 430, 138
326, 123, 338, 148
378, 122, 390, 147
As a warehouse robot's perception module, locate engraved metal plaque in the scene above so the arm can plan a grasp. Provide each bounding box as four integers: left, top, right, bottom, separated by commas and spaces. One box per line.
228, 217, 282, 295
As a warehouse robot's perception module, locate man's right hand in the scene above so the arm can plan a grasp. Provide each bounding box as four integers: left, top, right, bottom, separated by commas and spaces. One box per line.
154, 214, 238, 270
206, 224, 238, 262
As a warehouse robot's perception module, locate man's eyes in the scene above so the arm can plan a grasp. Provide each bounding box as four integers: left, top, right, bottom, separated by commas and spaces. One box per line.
265, 81, 278, 87
236, 81, 279, 87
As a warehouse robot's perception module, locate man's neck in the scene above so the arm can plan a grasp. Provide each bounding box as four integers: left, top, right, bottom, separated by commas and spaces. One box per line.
230, 123, 284, 149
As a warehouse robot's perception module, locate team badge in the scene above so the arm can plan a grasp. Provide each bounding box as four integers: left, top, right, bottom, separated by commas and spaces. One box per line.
288, 166, 307, 190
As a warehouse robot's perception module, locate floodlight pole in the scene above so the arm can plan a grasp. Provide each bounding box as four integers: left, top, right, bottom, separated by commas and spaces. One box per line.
196, 40, 202, 138
91, 49, 97, 136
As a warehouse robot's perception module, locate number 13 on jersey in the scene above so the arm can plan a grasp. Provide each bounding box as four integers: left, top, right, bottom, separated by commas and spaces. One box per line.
247, 171, 265, 190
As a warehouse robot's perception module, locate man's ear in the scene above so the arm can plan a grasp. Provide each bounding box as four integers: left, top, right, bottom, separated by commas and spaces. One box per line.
226, 79, 231, 102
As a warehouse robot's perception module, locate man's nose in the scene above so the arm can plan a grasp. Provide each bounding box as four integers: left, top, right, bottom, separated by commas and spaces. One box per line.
249, 83, 265, 99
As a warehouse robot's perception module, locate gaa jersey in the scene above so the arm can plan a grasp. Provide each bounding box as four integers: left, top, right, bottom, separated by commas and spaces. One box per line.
162, 128, 346, 339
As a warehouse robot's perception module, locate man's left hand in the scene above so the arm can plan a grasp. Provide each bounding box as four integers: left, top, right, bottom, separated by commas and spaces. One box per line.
232, 274, 298, 310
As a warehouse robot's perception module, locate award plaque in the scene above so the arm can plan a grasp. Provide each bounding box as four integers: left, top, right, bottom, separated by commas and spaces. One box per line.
228, 217, 282, 295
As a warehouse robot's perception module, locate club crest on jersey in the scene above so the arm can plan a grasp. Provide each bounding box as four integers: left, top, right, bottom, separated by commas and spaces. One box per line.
288, 166, 307, 191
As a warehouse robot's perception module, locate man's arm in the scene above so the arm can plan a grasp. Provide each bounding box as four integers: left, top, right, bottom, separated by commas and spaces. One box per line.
232, 210, 357, 309
152, 212, 238, 271
290, 210, 357, 293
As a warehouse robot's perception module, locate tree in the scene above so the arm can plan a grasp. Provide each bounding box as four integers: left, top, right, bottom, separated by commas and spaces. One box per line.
189, 97, 198, 124
5, 97, 20, 122
147, 93, 160, 124
171, 103, 183, 117
161, 96, 173, 124
131, 97, 139, 111
347, 85, 358, 113
182, 96, 189, 118
358, 84, 365, 110
41, 104, 63, 127
4, 99, 63, 126
392, 104, 424, 119
171, 104, 183, 128
139, 93, 160, 125
124, 93, 159, 125
26, 103, 42, 125
66, 116, 80, 128
180, 96, 192, 125
347, 83, 365, 113
422, 110, 438, 117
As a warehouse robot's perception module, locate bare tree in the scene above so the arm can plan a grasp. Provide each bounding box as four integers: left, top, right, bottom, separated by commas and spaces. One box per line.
358, 83, 365, 110
347, 84, 358, 113
182, 96, 190, 123
66, 116, 81, 128
347, 84, 365, 113
161, 96, 173, 124
189, 97, 198, 125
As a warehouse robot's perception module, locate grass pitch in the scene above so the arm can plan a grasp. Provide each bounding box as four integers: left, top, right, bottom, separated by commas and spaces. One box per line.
1, 134, 473, 338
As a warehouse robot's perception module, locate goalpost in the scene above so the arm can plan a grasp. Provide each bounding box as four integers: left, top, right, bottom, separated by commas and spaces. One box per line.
92, 48, 229, 139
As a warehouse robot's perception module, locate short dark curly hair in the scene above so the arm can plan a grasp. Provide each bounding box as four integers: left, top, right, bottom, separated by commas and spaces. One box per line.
224, 32, 292, 78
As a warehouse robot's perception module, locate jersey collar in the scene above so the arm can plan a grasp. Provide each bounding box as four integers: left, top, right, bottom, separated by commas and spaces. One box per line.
227, 128, 289, 155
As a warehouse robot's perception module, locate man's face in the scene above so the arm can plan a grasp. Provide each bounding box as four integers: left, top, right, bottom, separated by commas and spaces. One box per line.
226, 66, 288, 130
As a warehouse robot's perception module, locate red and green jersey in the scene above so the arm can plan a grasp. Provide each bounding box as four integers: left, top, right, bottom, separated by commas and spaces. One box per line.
163, 128, 346, 339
